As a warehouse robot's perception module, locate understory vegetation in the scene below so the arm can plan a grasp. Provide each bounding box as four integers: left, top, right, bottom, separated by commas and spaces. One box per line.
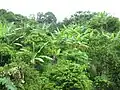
0, 9, 120, 90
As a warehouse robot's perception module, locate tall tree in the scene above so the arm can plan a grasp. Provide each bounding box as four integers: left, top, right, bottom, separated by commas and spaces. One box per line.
37, 12, 57, 24
37, 12, 45, 23
44, 12, 57, 24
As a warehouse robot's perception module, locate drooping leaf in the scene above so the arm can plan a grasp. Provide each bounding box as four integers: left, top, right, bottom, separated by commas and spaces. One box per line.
39, 56, 53, 61
35, 57, 44, 62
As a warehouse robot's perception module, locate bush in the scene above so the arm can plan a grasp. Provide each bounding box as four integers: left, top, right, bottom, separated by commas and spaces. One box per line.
88, 12, 120, 32
86, 31, 120, 89
0, 43, 14, 66
0, 62, 42, 90
39, 60, 93, 90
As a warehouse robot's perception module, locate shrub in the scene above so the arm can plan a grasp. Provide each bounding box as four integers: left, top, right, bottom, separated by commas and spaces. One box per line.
39, 60, 93, 90
88, 12, 120, 32
86, 31, 120, 89
0, 62, 42, 90
0, 43, 14, 66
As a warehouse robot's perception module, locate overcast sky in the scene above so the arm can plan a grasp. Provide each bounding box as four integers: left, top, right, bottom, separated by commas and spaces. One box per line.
0, 0, 119, 21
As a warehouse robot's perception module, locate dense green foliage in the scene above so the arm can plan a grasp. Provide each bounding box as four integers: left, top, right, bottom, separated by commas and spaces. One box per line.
0, 9, 120, 90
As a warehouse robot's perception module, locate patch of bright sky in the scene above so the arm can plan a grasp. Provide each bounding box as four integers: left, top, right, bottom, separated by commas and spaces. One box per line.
0, 0, 119, 21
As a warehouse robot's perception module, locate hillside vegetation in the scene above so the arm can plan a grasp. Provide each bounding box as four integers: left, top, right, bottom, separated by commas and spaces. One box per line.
0, 9, 120, 90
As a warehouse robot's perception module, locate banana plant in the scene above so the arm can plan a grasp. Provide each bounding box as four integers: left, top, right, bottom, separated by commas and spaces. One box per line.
0, 23, 7, 37
18, 42, 53, 64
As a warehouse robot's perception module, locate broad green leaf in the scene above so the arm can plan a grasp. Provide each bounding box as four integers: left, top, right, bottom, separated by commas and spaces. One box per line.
39, 56, 53, 61
35, 58, 44, 62
14, 43, 23, 47
56, 49, 61, 55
